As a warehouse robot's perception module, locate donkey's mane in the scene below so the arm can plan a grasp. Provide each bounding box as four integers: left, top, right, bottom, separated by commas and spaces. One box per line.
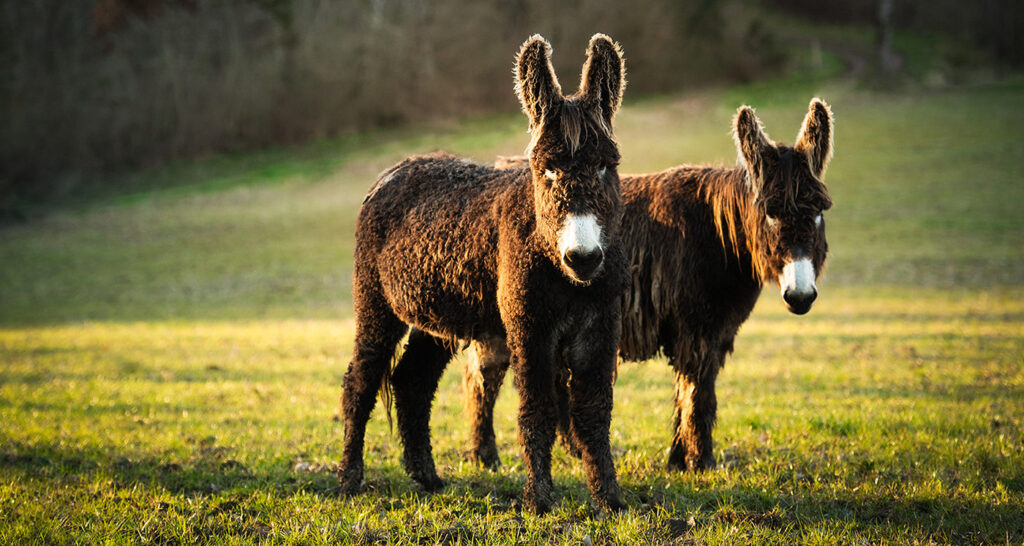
528, 98, 612, 156
696, 166, 770, 282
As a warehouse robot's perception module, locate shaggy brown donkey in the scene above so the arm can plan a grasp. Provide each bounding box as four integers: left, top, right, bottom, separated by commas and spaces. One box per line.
339, 34, 628, 514
465, 99, 834, 472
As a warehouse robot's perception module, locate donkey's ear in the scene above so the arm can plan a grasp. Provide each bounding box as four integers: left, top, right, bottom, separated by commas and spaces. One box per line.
579, 33, 626, 128
795, 98, 834, 178
515, 35, 563, 131
733, 105, 775, 182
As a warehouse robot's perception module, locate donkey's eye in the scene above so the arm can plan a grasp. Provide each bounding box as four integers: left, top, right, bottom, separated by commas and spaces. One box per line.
598, 166, 607, 178
814, 213, 823, 227
765, 215, 778, 228
544, 169, 558, 181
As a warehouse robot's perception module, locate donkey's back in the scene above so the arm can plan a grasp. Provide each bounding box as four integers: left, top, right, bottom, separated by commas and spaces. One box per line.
360, 152, 510, 241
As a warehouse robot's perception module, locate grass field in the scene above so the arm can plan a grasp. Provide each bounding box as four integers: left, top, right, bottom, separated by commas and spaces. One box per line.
2, 69, 1023, 543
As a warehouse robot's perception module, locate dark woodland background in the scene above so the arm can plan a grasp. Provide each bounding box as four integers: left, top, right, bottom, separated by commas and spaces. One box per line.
2, 0, 1020, 215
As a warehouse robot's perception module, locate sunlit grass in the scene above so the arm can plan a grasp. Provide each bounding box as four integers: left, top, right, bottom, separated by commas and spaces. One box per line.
2, 287, 1021, 543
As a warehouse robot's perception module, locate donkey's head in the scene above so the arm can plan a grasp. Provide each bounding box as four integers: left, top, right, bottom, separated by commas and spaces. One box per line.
515, 34, 626, 285
733, 99, 834, 315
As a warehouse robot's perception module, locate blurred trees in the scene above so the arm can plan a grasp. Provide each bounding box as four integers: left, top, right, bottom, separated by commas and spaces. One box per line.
4, 0, 1018, 212
1, 0, 782, 212
876, 0, 896, 74
765, 0, 1024, 70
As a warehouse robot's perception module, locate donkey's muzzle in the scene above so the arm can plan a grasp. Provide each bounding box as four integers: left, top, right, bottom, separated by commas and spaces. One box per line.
563, 247, 604, 282
783, 287, 817, 315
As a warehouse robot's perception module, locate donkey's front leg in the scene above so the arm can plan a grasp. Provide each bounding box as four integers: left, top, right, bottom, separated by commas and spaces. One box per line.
666, 355, 721, 472
566, 328, 625, 512
463, 338, 511, 469
509, 340, 559, 514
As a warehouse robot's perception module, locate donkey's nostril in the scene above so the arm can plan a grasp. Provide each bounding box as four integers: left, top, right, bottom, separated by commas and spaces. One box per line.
783, 288, 817, 315
563, 247, 604, 280
565, 247, 602, 268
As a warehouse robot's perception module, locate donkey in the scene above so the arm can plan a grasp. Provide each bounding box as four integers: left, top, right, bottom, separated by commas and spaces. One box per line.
339, 34, 628, 513
464, 99, 834, 472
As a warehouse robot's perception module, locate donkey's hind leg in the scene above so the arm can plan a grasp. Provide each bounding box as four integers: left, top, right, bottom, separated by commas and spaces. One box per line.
554, 373, 583, 459
666, 353, 722, 472
391, 328, 455, 491
463, 338, 511, 469
339, 281, 407, 494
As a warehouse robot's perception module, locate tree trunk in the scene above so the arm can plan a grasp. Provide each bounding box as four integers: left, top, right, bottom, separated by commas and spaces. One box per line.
877, 0, 896, 74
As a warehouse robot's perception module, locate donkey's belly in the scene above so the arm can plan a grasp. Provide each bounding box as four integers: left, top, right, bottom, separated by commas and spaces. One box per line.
395, 303, 499, 343
386, 288, 500, 342
376, 245, 501, 342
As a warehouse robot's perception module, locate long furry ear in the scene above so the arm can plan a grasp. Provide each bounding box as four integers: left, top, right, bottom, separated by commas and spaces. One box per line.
795, 97, 834, 179
733, 105, 775, 185
579, 33, 626, 129
515, 35, 563, 132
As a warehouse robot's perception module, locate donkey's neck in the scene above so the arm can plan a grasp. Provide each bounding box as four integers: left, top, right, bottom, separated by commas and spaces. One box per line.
695, 166, 766, 282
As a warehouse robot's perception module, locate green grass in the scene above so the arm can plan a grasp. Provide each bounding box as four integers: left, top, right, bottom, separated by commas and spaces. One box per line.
2, 73, 1023, 542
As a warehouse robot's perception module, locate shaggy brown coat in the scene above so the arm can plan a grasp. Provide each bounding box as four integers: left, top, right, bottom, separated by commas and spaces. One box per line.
339, 34, 628, 514
464, 99, 834, 471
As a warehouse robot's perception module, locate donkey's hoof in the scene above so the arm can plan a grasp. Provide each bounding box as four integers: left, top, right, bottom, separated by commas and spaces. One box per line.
472, 447, 503, 471
693, 456, 717, 472
524, 482, 554, 515
413, 473, 447, 492
665, 449, 687, 472
666, 450, 716, 473
601, 493, 627, 513
337, 462, 365, 495
338, 475, 364, 496
525, 496, 553, 515
685, 452, 716, 472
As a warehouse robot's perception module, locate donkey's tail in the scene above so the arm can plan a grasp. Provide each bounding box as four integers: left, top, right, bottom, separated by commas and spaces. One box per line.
377, 347, 401, 434
375, 328, 461, 433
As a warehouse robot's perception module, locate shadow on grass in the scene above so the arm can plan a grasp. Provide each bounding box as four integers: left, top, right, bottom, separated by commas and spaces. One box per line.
0, 438, 338, 497
640, 482, 1020, 543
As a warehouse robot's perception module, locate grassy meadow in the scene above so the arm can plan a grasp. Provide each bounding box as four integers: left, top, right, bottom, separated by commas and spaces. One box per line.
1, 69, 1023, 543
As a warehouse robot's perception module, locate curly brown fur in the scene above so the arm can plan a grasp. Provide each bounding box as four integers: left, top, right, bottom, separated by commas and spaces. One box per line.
463, 337, 510, 469
391, 328, 454, 490
340, 34, 628, 514
463, 98, 834, 472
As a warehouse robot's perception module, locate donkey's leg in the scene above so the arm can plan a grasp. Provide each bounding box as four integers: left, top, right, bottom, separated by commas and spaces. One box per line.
339, 288, 407, 494
666, 353, 722, 472
565, 337, 625, 512
391, 328, 454, 491
463, 338, 511, 469
554, 374, 582, 459
510, 345, 559, 514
